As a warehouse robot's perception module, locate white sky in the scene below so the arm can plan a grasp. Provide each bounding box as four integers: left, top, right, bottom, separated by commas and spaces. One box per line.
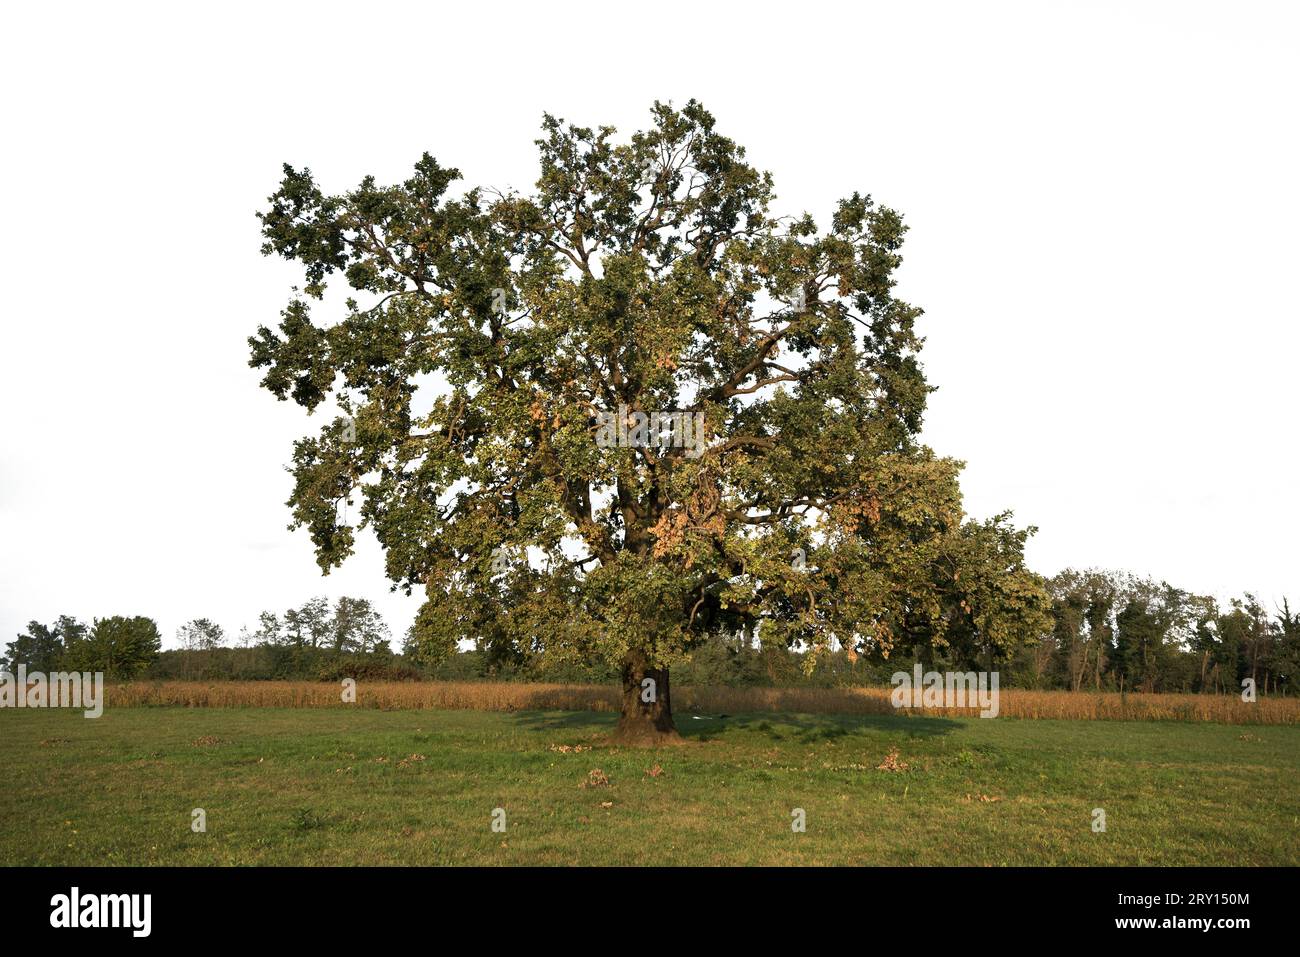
1, 1, 1296, 651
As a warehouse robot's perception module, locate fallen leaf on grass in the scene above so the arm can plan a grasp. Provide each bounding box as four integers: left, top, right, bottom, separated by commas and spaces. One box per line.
876, 747, 910, 772
581, 768, 610, 788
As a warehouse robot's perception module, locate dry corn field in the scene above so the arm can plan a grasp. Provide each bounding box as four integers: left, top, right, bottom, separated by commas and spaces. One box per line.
101, 681, 1300, 724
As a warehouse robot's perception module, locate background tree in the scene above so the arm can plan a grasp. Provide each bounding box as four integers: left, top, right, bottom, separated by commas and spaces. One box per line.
283, 596, 331, 649
1, 617, 79, 672
1048, 571, 1089, 690
62, 616, 161, 678
1082, 574, 1118, 691
250, 610, 284, 646
1186, 593, 1221, 692
331, 596, 391, 655
250, 100, 1049, 742
1238, 594, 1272, 693
177, 618, 225, 651
1274, 599, 1299, 694
173, 618, 227, 680
1211, 601, 1252, 694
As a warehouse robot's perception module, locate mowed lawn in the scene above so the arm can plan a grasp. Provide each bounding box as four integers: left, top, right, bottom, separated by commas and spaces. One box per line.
1, 707, 1296, 866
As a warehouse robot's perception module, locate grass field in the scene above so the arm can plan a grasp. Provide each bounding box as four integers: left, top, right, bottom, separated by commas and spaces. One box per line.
2, 705, 1296, 866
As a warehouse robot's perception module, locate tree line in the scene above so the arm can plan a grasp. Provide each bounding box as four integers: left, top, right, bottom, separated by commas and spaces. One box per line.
1, 597, 397, 682
5, 572, 1296, 693
1009, 568, 1297, 695
0, 615, 161, 679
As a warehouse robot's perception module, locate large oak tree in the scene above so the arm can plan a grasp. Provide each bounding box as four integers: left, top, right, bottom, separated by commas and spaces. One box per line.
250, 101, 1049, 744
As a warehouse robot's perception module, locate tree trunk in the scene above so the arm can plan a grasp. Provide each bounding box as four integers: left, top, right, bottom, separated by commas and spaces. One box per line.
611, 653, 682, 746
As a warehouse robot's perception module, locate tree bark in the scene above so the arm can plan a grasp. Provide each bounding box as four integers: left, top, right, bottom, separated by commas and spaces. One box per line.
611, 653, 682, 746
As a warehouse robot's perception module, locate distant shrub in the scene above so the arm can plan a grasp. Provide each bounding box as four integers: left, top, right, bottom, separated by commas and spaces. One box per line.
315, 659, 423, 682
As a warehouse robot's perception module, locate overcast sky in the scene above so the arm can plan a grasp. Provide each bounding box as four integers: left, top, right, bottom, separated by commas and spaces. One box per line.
1, 1, 1296, 650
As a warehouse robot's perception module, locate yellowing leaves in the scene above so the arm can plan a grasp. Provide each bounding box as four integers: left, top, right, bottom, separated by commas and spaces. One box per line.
650, 511, 688, 559
831, 494, 882, 532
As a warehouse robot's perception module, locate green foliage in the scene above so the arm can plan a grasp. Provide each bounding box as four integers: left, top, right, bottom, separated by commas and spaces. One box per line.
250, 100, 1049, 678
145, 645, 416, 682
177, 618, 225, 651
1040, 570, 1298, 695
61, 616, 161, 679
255, 596, 391, 654
144, 596, 401, 681
2, 617, 79, 672
282, 597, 331, 648
329, 596, 391, 655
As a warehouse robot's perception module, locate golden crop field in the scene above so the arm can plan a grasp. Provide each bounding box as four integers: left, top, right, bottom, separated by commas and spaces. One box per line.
99, 680, 1300, 724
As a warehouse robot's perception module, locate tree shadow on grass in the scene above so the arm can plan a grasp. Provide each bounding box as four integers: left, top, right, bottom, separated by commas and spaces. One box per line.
505, 706, 957, 743
506, 709, 617, 737
678, 711, 958, 743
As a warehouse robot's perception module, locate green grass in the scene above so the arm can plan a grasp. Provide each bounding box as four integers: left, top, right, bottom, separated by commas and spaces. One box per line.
1, 707, 1296, 865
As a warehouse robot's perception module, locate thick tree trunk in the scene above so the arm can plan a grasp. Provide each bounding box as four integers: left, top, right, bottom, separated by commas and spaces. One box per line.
611, 653, 682, 746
